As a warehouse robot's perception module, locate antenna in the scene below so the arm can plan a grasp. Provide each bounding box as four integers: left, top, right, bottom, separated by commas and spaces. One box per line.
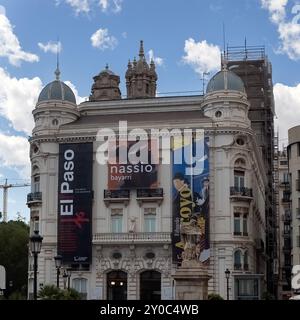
55, 37, 61, 80
222, 22, 226, 56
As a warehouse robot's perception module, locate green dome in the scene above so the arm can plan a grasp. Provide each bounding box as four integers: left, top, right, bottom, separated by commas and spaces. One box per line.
38, 80, 76, 104
206, 70, 245, 93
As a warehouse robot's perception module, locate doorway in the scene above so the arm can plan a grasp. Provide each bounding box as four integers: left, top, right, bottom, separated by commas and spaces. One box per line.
107, 270, 127, 300
140, 270, 161, 300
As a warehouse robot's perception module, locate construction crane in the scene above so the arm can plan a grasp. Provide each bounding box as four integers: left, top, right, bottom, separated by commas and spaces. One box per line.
0, 179, 31, 222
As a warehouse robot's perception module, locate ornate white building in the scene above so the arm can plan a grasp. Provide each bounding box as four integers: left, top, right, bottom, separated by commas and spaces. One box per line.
27, 42, 267, 300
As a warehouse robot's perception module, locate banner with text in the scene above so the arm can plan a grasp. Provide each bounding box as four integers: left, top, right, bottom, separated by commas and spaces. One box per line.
172, 136, 209, 264
58, 143, 93, 264
108, 140, 158, 189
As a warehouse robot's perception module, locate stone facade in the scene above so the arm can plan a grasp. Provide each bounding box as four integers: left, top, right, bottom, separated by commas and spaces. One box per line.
27, 54, 267, 300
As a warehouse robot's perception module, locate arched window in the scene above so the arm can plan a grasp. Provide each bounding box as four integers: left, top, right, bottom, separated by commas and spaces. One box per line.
107, 271, 127, 300
234, 250, 242, 270
244, 250, 249, 270
72, 278, 87, 300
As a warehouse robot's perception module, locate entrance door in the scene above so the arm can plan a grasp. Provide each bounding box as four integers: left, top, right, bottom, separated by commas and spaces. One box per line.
107, 271, 127, 300
140, 270, 161, 300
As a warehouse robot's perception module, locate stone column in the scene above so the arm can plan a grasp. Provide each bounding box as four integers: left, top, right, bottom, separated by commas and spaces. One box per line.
172, 261, 211, 300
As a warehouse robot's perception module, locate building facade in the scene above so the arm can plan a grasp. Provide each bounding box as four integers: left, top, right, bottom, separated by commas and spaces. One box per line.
276, 149, 292, 299
288, 126, 300, 270
27, 43, 268, 300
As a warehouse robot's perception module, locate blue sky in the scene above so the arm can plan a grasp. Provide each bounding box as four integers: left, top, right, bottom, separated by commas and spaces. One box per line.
0, 0, 300, 221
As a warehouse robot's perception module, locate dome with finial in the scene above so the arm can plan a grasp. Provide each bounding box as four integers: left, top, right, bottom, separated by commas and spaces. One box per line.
206, 65, 245, 94
99, 63, 116, 76
37, 65, 76, 104
89, 64, 121, 101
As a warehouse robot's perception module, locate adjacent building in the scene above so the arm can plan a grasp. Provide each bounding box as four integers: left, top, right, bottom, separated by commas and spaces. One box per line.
275, 147, 292, 299
288, 126, 300, 271
27, 42, 269, 300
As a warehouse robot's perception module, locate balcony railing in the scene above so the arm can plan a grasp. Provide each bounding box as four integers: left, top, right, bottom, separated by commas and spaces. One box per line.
103, 189, 130, 207
93, 232, 171, 244
230, 186, 253, 198
282, 213, 292, 221
282, 230, 291, 237
104, 189, 130, 199
136, 188, 163, 198
234, 263, 242, 270
27, 192, 42, 204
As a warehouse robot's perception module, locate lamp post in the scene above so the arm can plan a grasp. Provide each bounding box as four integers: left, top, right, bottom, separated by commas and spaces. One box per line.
54, 255, 62, 288
225, 268, 231, 300
29, 230, 43, 300
66, 268, 71, 290
62, 270, 68, 290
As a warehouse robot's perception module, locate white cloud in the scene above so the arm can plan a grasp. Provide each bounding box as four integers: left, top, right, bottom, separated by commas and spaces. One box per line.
261, 0, 300, 60
0, 133, 30, 178
38, 41, 62, 54
64, 80, 87, 104
261, 0, 288, 23
182, 38, 221, 74
274, 82, 300, 145
65, 0, 90, 14
91, 28, 118, 50
0, 5, 39, 66
99, 0, 123, 13
0, 67, 42, 135
148, 49, 164, 66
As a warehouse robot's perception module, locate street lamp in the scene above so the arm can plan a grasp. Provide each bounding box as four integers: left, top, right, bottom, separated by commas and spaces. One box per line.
66, 268, 71, 290
54, 255, 62, 288
29, 230, 43, 300
62, 270, 68, 290
225, 268, 231, 300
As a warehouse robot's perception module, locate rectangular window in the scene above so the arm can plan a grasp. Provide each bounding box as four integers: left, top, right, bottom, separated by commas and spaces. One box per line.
283, 173, 289, 183
33, 176, 40, 193
298, 143, 300, 157
234, 170, 245, 189
144, 208, 156, 232
243, 215, 248, 236
234, 213, 241, 235
111, 208, 123, 233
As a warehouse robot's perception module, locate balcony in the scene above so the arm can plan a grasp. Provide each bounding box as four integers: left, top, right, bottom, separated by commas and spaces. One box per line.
282, 230, 291, 238
282, 191, 291, 203
103, 189, 130, 207
26, 192, 42, 206
282, 213, 292, 222
234, 263, 242, 270
136, 188, 164, 206
230, 186, 253, 201
296, 180, 300, 192
92, 232, 171, 244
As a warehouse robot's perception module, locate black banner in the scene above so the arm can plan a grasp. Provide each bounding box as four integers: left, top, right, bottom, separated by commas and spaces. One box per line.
58, 143, 93, 264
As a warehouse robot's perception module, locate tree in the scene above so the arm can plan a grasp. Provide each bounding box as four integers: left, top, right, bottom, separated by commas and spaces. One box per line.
0, 220, 29, 299
208, 293, 224, 300
38, 285, 81, 300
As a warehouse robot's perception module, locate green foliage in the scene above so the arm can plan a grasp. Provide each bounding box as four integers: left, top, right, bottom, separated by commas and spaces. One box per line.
8, 291, 27, 300
208, 293, 224, 300
261, 291, 275, 300
0, 220, 29, 298
38, 285, 81, 300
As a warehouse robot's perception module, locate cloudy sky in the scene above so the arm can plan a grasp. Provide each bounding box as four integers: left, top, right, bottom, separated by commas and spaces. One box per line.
0, 0, 299, 221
